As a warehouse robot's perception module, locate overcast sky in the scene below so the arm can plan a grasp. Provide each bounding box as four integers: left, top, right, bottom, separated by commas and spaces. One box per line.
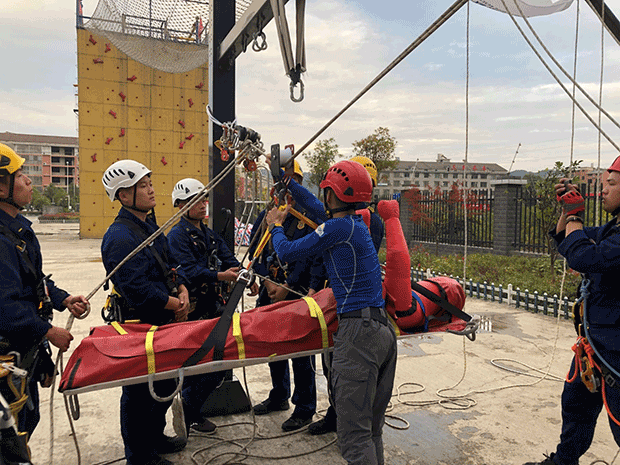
1, 0, 619, 172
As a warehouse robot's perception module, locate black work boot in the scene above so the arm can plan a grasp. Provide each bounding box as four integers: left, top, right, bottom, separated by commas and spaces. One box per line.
307, 407, 337, 435
523, 452, 560, 465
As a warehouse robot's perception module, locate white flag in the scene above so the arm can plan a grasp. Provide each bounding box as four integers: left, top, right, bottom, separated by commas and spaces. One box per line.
472, 0, 574, 17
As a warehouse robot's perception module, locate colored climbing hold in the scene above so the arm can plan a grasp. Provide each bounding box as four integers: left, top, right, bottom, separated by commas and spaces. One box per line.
91, 153, 97, 162
105, 43, 111, 53
89, 35, 97, 45
127, 75, 137, 82
196, 82, 204, 89
178, 120, 185, 128
109, 110, 117, 119
161, 156, 168, 166
119, 91, 126, 102
188, 98, 194, 107
93, 58, 103, 64
179, 141, 186, 149
119, 128, 125, 137
105, 138, 113, 145
185, 134, 194, 140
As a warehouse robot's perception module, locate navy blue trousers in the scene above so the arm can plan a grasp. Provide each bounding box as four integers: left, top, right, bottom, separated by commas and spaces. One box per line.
267, 356, 316, 418
120, 379, 176, 464
182, 370, 226, 422
554, 357, 620, 465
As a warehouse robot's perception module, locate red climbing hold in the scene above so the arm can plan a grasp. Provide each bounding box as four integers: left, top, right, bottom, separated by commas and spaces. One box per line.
105, 43, 111, 53
119, 128, 125, 137
186, 134, 194, 140
105, 138, 113, 145
196, 82, 204, 89
91, 153, 97, 162
161, 156, 168, 166
109, 110, 117, 119
93, 58, 103, 64
89, 35, 97, 45
119, 92, 126, 102
127, 75, 137, 82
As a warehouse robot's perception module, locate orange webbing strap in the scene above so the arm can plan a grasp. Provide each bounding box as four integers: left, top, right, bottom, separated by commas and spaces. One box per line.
252, 229, 272, 261
289, 207, 318, 230
145, 326, 158, 375
232, 313, 246, 360
303, 297, 329, 349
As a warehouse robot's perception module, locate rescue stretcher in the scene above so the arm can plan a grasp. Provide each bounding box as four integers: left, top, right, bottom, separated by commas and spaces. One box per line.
58, 200, 476, 398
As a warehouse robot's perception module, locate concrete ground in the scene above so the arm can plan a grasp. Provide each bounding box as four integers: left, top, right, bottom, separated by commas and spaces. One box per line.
25, 218, 619, 465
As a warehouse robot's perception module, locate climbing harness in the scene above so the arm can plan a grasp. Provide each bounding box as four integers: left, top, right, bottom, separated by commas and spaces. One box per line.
568, 279, 620, 426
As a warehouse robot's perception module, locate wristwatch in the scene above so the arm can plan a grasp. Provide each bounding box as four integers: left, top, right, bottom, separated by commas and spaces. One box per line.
268, 222, 282, 233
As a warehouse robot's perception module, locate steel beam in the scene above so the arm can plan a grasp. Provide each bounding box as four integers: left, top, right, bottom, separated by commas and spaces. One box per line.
218, 0, 289, 71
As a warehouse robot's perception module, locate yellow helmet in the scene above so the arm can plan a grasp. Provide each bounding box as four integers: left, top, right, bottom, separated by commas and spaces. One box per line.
350, 156, 377, 187
285, 160, 303, 179
293, 160, 303, 178
0, 143, 25, 177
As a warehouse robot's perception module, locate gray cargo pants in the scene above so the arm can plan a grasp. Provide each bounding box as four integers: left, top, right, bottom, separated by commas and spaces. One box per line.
332, 308, 397, 465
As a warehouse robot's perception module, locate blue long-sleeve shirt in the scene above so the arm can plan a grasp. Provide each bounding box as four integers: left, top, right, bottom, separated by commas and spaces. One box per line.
249, 208, 314, 295
101, 208, 187, 326
272, 180, 383, 314
0, 210, 69, 353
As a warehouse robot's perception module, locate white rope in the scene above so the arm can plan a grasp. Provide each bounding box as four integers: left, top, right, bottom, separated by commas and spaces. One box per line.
499, 0, 620, 153
292, 0, 468, 159
569, 0, 580, 167
462, 0, 470, 288
596, 4, 605, 225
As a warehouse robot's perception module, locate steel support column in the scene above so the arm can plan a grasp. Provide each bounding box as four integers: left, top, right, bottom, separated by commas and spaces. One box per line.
209, 0, 236, 248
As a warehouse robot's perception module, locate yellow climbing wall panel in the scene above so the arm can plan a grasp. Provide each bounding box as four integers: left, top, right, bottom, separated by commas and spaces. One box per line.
77, 28, 210, 238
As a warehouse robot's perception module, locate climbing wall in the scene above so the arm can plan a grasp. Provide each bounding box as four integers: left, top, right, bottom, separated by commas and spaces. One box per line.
77, 28, 210, 238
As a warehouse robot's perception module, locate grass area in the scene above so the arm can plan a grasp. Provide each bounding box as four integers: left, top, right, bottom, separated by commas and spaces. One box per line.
379, 244, 582, 300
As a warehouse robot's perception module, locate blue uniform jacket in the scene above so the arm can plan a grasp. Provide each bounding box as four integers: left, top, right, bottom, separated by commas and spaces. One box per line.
0, 210, 68, 353
248, 208, 314, 295
167, 216, 240, 293
551, 219, 620, 358
101, 208, 187, 326
273, 181, 384, 314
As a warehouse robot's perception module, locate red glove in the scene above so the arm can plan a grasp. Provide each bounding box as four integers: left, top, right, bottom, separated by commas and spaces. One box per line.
559, 189, 585, 218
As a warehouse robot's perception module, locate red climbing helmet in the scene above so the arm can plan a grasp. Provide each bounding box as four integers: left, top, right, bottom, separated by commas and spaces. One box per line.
608, 156, 620, 173
320, 160, 373, 204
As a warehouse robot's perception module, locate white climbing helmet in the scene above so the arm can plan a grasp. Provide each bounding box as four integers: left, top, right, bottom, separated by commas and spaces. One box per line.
102, 160, 152, 202
172, 178, 206, 207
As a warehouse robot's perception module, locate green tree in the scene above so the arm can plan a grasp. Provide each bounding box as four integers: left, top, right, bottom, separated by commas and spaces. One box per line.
304, 138, 340, 189
43, 184, 68, 207
31, 187, 50, 212
352, 127, 398, 182
522, 160, 582, 282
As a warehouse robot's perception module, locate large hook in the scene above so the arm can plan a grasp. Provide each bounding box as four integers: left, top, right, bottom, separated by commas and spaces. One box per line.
252, 31, 268, 52
290, 79, 304, 103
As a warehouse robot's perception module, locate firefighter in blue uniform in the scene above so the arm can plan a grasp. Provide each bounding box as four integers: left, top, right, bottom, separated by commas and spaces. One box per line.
248, 161, 318, 432
0, 143, 88, 440
524, 157, 620, 465
167, 177, 258, 435
308, 155, 385, 436
265, 159, 397, 465
101, 159, 189, 465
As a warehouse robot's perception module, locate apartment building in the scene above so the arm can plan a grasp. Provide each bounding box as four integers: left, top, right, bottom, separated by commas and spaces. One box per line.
0, 132, 79, 191
375, 153, 508, 198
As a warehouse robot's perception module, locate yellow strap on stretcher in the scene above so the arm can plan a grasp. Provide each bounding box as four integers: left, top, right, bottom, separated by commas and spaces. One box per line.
111, 321, 128, 335
303, 297, 329, 349
387, 314, 401, 337
145, 326, 158, 374
232, 313, 246, 360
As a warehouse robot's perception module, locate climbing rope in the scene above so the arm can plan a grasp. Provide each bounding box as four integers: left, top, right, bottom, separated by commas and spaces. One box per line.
499, 0, 620, 152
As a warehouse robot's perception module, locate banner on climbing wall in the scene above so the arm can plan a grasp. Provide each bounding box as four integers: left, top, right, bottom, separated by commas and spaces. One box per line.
472, 0, 574, 17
